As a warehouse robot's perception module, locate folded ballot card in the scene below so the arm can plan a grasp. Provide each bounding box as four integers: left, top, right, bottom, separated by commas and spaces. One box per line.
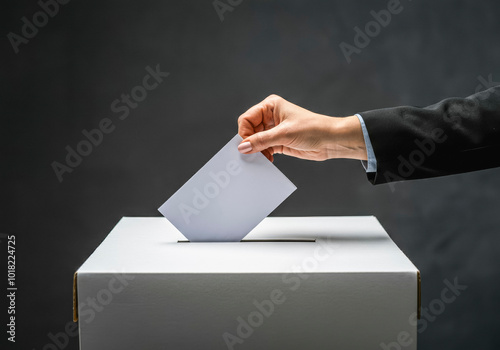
158, 134, 296, 242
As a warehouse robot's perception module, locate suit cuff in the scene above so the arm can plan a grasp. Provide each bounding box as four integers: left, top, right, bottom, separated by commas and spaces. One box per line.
355, 113, 377, 173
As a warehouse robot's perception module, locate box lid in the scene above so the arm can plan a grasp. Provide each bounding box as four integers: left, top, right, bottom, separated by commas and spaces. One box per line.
77, 216, 417, 274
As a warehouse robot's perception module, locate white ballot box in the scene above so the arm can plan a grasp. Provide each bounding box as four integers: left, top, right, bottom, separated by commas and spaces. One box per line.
73, 216, 421, 350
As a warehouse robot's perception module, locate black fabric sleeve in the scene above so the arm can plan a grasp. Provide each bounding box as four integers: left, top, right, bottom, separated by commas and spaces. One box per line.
359, 85, 500, 184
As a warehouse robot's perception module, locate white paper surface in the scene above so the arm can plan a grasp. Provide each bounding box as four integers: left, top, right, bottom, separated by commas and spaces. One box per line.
158, 135, 296, 242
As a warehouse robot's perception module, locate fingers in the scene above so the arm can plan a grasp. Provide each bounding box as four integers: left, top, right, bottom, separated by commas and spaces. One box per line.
237, 95, 282, 139
238, 107, 273, 143
262, 149, 274, 162
238, 124, 287, 155
237, 95, 286, 161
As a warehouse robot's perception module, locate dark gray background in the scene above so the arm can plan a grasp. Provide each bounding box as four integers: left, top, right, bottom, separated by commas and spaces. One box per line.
2, 0, 500, 349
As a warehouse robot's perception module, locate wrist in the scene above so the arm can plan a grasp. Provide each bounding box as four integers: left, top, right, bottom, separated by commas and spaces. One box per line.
326, 115, 367, 160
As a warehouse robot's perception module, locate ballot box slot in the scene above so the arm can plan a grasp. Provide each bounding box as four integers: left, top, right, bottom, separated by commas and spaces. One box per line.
177, 239, 316, 243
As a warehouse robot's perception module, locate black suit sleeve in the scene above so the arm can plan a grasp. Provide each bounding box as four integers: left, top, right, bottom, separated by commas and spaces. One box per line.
359, 85, 500, 184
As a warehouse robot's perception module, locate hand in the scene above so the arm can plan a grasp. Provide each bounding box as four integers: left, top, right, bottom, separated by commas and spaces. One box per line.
237, 94, 367, 162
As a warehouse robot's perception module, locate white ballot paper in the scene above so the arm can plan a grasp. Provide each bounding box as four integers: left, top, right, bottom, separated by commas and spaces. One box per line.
158, 134, 296, 242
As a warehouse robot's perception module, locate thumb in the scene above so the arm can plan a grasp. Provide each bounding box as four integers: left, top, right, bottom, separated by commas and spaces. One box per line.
238, 125, 286, 154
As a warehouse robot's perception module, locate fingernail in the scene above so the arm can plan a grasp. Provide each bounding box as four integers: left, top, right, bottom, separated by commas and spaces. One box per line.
238, 142, 252, 153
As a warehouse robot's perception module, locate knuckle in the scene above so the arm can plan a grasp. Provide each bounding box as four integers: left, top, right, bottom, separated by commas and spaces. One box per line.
267, 94, 282, 102
254, 132, 267, 149
237, 114, 250, 128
